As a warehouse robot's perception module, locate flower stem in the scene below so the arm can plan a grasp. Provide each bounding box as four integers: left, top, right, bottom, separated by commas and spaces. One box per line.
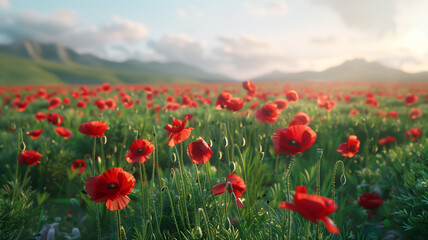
286, 156, 296, 240
117, 210, 121, 240
92, 137, 101, 240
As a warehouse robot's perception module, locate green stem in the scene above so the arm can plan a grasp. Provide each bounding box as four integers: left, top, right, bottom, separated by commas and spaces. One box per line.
165, 186, 183, 240
286, 156, 296, 240
139, 163, 145, 217
92, 137, 101, 240
316, 149, 323, 239
117, 210, 121, 240
275, 153, 279, 172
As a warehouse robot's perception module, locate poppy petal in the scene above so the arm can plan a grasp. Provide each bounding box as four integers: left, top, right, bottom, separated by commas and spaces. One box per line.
106, 196, 130, 211
212, 182, 226, 195
321, 216, 340, 234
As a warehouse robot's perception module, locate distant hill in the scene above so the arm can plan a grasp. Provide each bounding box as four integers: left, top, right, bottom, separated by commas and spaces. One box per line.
0, 40, 233, 84
254, 59, 428, 82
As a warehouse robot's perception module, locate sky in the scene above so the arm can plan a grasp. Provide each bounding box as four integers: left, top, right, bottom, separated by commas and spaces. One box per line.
0, 0, 427, 79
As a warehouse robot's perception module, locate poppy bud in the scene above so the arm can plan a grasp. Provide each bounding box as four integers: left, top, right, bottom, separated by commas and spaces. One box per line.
242, 137, 246, 147
223, 137, 228, 148
266, 199, 270, 204
161, 186, 166, 192
218, 151, 223, 160
259, 145, 263, 153
172, 153, 177, 162
209, 139, 213, 147
317, 148, 323, 159
187, 194, 192, 201
153, 133, 156, 137
229, 162, 236, 172
134, 130, 139, 139
101, 136, 107, 144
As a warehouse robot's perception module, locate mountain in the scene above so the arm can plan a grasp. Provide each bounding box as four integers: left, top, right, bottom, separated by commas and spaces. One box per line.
254, 59, 428, 82
0, 40, 233, 84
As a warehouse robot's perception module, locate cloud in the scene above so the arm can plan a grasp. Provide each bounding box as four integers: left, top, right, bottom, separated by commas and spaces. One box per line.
310, 36, 337, 44
176, 5, 203, 19
147, 34, 208, 65
0, 0, 9, 9
0, 10, 148, 56
244, 0, 288, 17
312, 0, 397, 36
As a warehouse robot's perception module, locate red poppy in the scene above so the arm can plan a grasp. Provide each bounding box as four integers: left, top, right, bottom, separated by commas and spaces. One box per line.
48, 97, 62, 110
187, 138, 213, 165
18, 150, 42, 166
404, 128, 422, 141
77, 100, 87, 109
27, 129, 43, 139
94, 99, 106, 111
71, 159, 86, 174
225, 97, 244, 112
404, 94, 418, 105
254, 103, 281, 123
164, 102, 180, 112
286, 90, 299, 103
125, 139, 154, 163
212, 174, 246, 207
280, 186, 339, 234
164, 116, 194, 147
273, 99, 288, 110
63, 97, 71, 105
272, 125, 317, 155
243, 80, 256, 93
293, 112, 310, 125
385, 111, 398, 119
35, 112, 46, 122
85, 167, 136, 211
78, 121, 108, 138
317, 96, 337, 112
215, 91, 231, 110
105, 98, 117, 110
357, 193, 383, 210
349, 109, 360, 116
378, 136, 396, 146
337, 135, 360, 158
409, 108, 421, 119
55, 126, 73, 139
47, 113, 64, 126
249, 101, 259, 110
16, 101, 29, 112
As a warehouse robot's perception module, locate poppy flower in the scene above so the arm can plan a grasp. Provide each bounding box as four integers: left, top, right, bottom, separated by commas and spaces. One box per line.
378, 136, 396, 146
273, 99, 288, 110
71, 159, 86, 174
85, 167, 136, 211
16, 101, 29, 112
337, 135, 360, 158
105, 98, 117, 110
94, 99, 106, 111
125, 139, 154, 163
385, 111, 398, 119
164, 116, 194, 147
404, 94, 418, 105
404, 128, 422, 141
317, 96, 337, 112
55, 126, 73, 139
243, 80, 256, 93
409, 108, 421, 119
78, 121, 108, 138
35, 112, 47, 122
27, 129, 43, 139
293, 112, 311, 125
272, 125, 317, 155
47, 113, 64, 126
187, 138, 213, 165
212, 174, 246, 207
63, 97, 71, 105
224, 97, 243, 112
254, 103, 281, 123
18, 150, 42, 166
48, 97, 62, 110
286, 90, 299, 103
349, 109, 360, 116
77, 100, 87, 109
249, 101, 259, 110
357, 193, 383, 210
215, 91, 231, 110
280, 186, 339, 234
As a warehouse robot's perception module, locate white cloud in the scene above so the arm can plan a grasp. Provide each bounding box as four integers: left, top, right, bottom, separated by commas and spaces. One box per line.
0, 0, 9, 9
312, 0, 397, 36
245, 0, 288, 17
0, 10, 148, 57
176, 6, 203, 19
176, 8, 188, 18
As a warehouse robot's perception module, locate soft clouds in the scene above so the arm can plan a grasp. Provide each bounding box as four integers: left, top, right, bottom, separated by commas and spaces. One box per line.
176, 6, 203, 19
0, 0, 9, 9
313, 0, 397, 36
244, 0, 288, 17
0, 10, 148, 57
147, 34, 292, 78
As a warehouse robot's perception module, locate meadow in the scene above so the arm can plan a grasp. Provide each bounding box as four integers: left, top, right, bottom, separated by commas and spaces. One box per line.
0, 81, 427, 240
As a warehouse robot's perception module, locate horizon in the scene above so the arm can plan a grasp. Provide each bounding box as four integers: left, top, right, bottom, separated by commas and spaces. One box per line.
0, 0, 427, 79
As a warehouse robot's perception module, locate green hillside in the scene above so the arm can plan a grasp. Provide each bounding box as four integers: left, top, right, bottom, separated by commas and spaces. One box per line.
0, 52, 198, 85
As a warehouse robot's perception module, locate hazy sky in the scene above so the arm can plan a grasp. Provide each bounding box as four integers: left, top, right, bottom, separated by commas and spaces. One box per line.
0, 0, 427, 79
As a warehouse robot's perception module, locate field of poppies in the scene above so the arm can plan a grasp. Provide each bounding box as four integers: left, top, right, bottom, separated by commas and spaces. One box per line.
0, 81, 427, 240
